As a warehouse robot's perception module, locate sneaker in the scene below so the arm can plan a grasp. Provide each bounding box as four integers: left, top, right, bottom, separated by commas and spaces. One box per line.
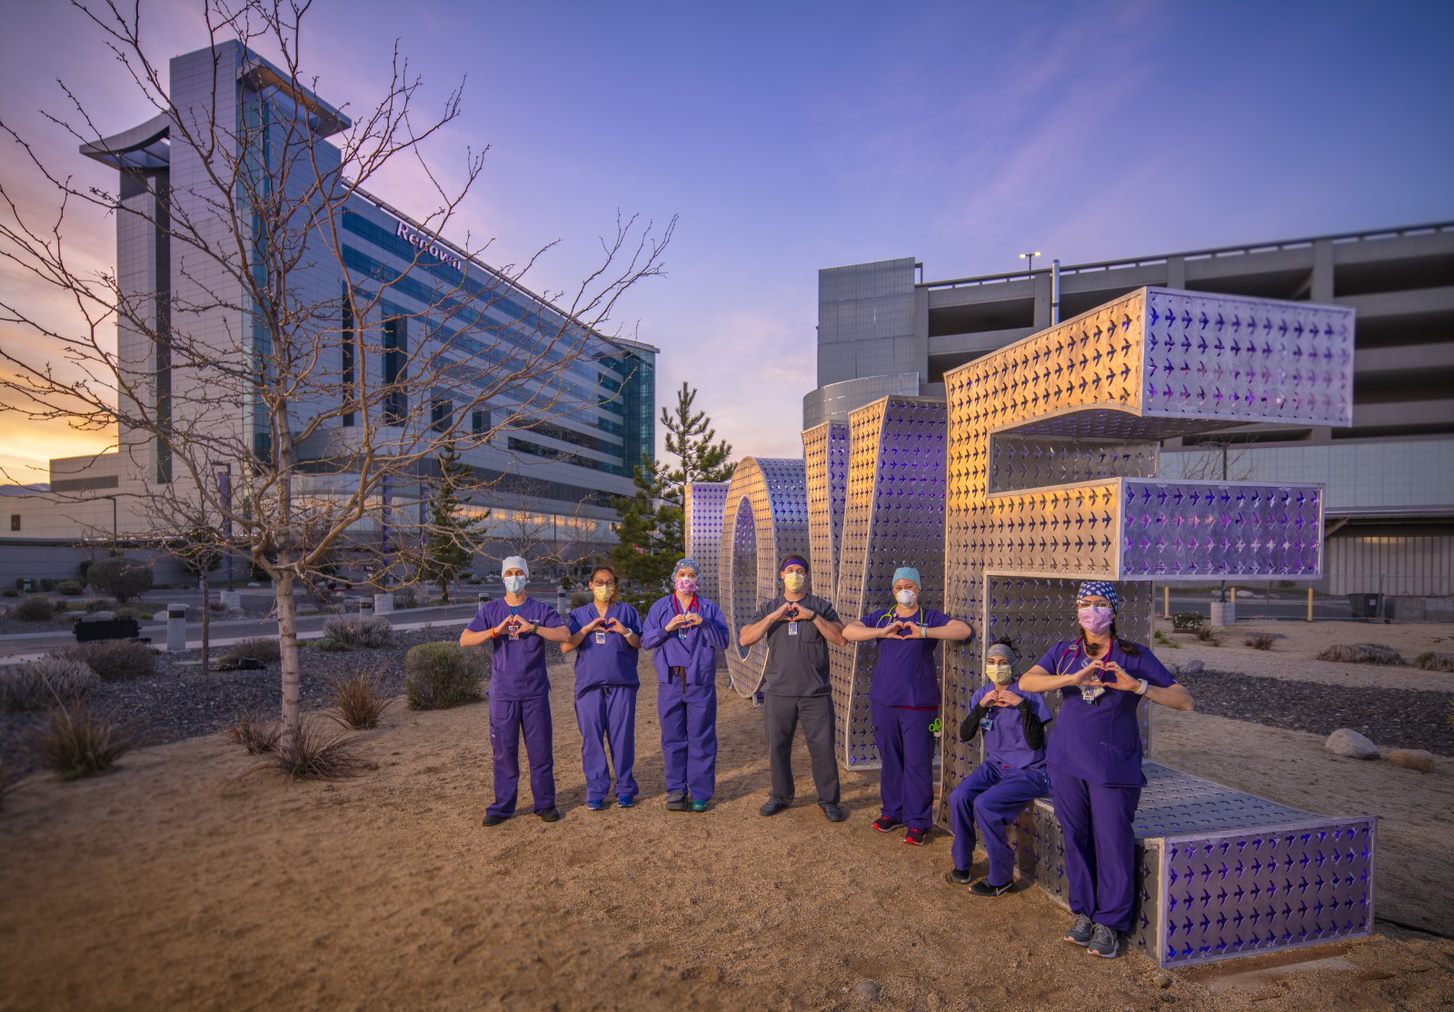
1086, 924, 1121, 959
690, 799, 709, 813
820, 802, 847, 822
970, 878, 1013, 897
871, 816, 902, 833
616, 795, 635, 809
537, 807, 561, 823
1064, 914, 1095, 946
759, 799, 790, 817
946, 868, 973, 885
903, 827, 928, 846
666, 793, 689, 812
585, 799, 607, 812
482, 813, 507, 827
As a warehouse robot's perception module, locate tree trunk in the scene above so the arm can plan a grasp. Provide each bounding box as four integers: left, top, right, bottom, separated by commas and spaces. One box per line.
275, 563, 302, 749
200, 566, 210, 675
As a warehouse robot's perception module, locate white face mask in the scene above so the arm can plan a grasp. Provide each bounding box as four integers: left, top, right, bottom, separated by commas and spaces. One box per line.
503, 575, 527, 594
895, 588, 917, 606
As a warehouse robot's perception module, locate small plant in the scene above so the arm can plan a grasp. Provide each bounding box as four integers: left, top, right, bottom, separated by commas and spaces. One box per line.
1244, 633, 1276, 651
329, 667, 391, 729
1171, 612, 1205, 633
217, 637, 282, 669
1316, 643, 1406, 665
404, 641, 483, 710
83, 596, 119, 614
1193, 626, 1220, 645
31, 700, 132, 781
1153, 629, 1181, 649
9, 596, 57, 622
0, 657, 98, 713
85, 557, 154, 603
1413, 651, 1454, 673
321, 615, 394, 650
270, 719, 364, 779
56, 641, 157, 682
55, 580, 84, 596
392, 586, 418, 610
226, 710, 280, 754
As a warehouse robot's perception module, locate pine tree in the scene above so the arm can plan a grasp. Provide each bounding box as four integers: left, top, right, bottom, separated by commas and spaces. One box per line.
659, 381, 734, 508
420, 443, 488, 603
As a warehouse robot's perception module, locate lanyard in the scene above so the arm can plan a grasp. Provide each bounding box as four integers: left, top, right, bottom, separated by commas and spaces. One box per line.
670, 594, 699, 617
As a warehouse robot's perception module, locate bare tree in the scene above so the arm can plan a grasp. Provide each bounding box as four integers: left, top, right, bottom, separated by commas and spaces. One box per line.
0, 1, 672, 750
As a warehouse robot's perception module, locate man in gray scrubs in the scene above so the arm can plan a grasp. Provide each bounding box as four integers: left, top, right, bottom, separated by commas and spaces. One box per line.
738, 555, 848, 821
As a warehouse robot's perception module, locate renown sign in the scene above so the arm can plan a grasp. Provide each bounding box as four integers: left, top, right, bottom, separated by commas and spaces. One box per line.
396, 220, 466, 272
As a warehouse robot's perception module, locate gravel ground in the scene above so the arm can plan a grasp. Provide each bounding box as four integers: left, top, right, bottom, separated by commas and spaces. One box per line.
0, 627, 484, 772
1176, 667, 1454, 756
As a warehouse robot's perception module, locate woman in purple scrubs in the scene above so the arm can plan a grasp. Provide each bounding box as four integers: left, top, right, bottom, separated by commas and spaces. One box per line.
562, 564, 643, 811
1017, 580, 1194, 959
842, 566, 971, 847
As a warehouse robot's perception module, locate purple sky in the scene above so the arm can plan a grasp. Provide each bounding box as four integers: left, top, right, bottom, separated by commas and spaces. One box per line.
1, 0, 1451, 480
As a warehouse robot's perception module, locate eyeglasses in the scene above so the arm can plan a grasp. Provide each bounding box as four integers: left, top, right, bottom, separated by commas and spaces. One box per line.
1075, 597, 1111, 608
591, 580, 616, 587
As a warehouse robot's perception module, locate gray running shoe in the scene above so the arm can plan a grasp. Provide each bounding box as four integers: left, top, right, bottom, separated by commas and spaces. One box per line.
1064, 914, 1095, 946
1086, 923, 1121, 959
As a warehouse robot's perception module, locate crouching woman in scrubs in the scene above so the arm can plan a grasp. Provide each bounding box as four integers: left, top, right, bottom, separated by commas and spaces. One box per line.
563, 565, 643, 811
946, 642, 1052, 895
459, 555, 572, 826
842, 567, 971, 847
1017, 581, 1194, 959
641, 559, 729, 812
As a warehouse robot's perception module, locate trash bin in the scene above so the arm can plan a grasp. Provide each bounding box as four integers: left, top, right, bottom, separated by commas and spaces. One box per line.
1346, 593, 1382, 618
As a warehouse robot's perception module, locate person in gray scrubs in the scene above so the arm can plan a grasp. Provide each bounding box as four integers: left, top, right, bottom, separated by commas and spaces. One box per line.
737, 555, 848, 821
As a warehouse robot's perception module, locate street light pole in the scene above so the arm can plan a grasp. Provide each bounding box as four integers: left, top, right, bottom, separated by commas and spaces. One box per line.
1018, 250, 1041, 275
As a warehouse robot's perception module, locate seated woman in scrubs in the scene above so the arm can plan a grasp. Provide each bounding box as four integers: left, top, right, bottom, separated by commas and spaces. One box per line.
1016, 580, 1194, 959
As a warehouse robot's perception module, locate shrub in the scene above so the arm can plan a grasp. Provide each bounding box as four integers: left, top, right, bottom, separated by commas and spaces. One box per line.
9, 596, 57, 622
1244, 633, 1276, 651
1413, 651, 1454, 673
1316, 643, 1406, 665
330, 666, 391, 729
0, 658, 98, 713
55, 580, 84, 596
39, 578, 55, 592
392, 586, 418, 610
226, 710, 280, 754
1152, 630, 1181, 649
270, 718, 364, 779
86, 557, 153, 603
322, 616, 394, 650
218, 638, 281, 668
1, 589, 15, 598
84, 596, 119, 614
1171, 612, 1205, 632
31, 701, 132, 780
1193, 626, 1220, 645
404, 641, 483, 710
57, 641, 157, 681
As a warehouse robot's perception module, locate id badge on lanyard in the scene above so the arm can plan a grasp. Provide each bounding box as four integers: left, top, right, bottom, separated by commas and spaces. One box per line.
595, 630, 607, 645
674, 595, 698, 641
788, 621, 799, 636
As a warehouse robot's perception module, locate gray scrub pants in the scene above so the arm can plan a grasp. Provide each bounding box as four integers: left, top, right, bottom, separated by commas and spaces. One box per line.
763, 692, 840, 805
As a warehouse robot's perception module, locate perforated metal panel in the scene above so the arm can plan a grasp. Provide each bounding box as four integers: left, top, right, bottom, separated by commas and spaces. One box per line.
683, 481, 729, 605
719, 458, 810, 697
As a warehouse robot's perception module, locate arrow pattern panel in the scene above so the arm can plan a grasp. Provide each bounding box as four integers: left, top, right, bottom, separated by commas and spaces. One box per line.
802, 421, 850, 591
684, 482, 729, 606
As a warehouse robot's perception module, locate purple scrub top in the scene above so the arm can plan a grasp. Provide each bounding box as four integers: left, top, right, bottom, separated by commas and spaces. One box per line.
567, 602, 642, 697
466, 597, 565, 700
642, 594, 729, 686
968, 679, 1054, 770
1035, 638, 1175, 787
860, 606, 953, 707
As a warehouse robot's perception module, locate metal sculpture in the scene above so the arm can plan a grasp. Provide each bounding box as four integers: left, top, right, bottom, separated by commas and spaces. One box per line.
683, 481, 729, 605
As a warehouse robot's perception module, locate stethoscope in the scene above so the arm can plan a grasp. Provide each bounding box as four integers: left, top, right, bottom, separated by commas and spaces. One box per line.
875, 603, 925, 636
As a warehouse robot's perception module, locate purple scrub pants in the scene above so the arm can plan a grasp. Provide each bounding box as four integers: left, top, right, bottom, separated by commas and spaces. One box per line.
871, 701, 938, 831
1050, 767, 1142, 933
575, 685, 638, 803
949, 761, 1051, 884
487, 694, 555, 818
657, 679, 717, 801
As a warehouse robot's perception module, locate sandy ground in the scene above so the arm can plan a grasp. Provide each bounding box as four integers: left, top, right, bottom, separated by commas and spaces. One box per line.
3, 652, 1454, 1010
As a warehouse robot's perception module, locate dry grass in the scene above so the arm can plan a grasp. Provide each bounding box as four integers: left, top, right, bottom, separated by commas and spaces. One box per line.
216, 638, 282, 670
30, 701, 133, 781
328, 666, 391, 730
226, 710, 280, 754
269, 718, 366, 779
1316, 642, 1406, 665
1193, 626, 1221, 645
1244, 633, 1277, 651
1413, 651, 1454, 673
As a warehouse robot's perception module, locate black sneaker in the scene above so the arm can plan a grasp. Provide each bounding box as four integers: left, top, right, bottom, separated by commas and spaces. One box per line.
970, 878, 1013, 897
820, 802, 846, 822
1086, 924, 1121, 959
482, 813, 507, 827
946, 868, 973, 885
871, 816, 902, 833
666, 793, 689, 812
759, 799, 790, 817
1064, 913, 1095, 946
536, 807, 561, 823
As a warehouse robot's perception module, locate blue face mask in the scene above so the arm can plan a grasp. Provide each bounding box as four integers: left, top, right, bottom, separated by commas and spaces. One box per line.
503, 575, 527, 594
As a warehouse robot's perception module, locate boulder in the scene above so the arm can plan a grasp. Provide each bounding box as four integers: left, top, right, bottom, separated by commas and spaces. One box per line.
1325, 728, 1379, 759
1180, 659, 1205, 675
1386, 748, 1436, 773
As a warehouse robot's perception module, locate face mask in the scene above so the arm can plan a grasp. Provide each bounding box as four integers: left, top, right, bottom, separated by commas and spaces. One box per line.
895, 589, 917, 607
1078, 605, 1114, 635
782, 572, 806, 593
675, 576, 698, 595
591, 585, 612, 602
986, 661, 1014, 685
503, 575, 527, 594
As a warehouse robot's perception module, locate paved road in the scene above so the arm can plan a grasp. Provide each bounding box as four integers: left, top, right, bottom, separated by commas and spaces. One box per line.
1165, 593, 1356, 622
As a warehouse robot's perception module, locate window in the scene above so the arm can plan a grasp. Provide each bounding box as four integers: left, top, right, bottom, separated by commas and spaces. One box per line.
9, 514, 18, 532
341, 288, 356, 427
431, 398, 453, 433
382, 318, 407, 424
471, 409, 490, 435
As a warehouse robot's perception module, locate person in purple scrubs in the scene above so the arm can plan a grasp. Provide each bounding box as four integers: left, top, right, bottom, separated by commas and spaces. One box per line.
562, 564, 643, 811
946, 642, 1053, 895
642, 558, 730, 812
1017, 581, 1194, 959
842, 566, 970, 846
459, 555, 572, 826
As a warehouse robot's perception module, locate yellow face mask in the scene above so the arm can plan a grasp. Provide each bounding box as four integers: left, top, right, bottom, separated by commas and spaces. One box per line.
591, 584, 613, 602
783, 572, 806, 593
